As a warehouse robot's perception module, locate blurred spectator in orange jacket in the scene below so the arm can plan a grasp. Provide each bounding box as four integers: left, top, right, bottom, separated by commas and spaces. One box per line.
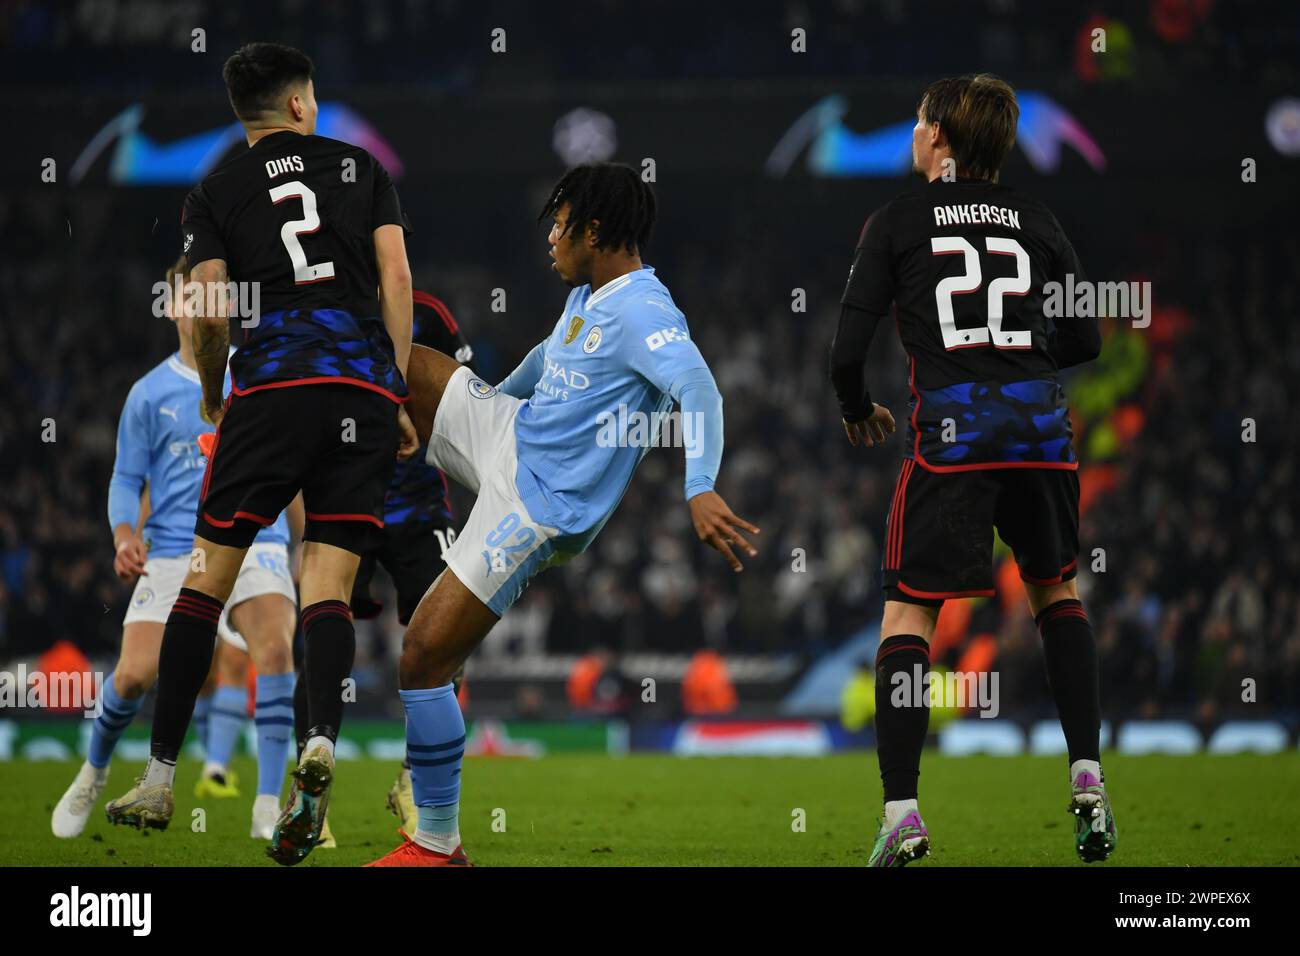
567, 648, 628, 715
567, 649, 609, 710
682, 650, 737, 715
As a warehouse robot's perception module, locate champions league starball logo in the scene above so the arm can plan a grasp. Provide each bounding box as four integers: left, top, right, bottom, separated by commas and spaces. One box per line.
766, 92, 1106, 178
70, 102, 403, 185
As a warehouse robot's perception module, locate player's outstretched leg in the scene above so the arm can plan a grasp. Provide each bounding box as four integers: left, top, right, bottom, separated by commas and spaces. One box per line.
868, 601, 938, 867
52, 629, 157, 837
367, 572, 494, 867
403, 343, 463, 446
1028, 582, 1116, 862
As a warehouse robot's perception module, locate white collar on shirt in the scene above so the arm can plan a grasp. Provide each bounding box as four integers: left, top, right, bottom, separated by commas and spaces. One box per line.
587, 271, 637, 309
166, 354, 201, 384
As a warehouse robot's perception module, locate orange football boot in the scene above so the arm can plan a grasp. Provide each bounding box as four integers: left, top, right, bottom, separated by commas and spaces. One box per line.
364, 830, 473, 867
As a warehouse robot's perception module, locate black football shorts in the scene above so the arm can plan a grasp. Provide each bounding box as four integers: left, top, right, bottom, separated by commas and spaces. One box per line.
196, 384, 399, 554
881, 459, 1080, 607
350, 521, 452, 625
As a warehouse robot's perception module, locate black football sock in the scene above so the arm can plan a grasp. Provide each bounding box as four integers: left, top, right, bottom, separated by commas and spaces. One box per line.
150, 588, 224, 764
875, 634, 931, 803
1036, 599, 1101, 765
301, 600, 356, 745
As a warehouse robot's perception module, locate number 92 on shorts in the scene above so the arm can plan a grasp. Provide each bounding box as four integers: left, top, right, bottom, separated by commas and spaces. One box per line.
440, 464, 572, 617
430, 368, 576, 616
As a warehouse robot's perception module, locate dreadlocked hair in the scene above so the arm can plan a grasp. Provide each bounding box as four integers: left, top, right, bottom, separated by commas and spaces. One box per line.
538, 162, 657, 255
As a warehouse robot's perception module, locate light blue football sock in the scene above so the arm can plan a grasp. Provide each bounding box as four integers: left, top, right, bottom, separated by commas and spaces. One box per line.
88, 673, 143, 770
254, 672, 295, 797
206, 684, 247, 771
418, 803, 460, 841
401, 684, 464, 850
191, 693, 211, 758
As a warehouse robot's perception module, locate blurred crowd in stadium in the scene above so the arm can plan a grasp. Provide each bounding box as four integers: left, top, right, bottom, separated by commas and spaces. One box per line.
2, 0, 1297, 722
4, 0, 1297, 88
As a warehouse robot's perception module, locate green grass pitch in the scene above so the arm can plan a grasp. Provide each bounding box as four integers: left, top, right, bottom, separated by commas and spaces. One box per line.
3, 753, 1297, 866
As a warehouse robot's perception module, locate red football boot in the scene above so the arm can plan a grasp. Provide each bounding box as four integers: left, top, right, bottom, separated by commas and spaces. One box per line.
364, 830, 473, 867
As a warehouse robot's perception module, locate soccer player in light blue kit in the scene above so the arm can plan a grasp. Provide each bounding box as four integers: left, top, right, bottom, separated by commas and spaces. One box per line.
52, 257, 300, 841
368, 163, 758, 866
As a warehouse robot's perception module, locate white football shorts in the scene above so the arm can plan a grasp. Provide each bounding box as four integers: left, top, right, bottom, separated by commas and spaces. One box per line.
426, 366, 574, 616
123, 543, 296, 651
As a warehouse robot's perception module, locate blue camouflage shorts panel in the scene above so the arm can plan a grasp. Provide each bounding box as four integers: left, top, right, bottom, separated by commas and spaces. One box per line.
908, 378, 1076, 468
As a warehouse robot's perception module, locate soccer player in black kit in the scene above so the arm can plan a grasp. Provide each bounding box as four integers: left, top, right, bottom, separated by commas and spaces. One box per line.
106, 43, 420, 867
829, 74, 1116, 866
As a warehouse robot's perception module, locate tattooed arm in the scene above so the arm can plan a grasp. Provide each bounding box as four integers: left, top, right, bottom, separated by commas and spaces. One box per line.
190, 257, 232, 425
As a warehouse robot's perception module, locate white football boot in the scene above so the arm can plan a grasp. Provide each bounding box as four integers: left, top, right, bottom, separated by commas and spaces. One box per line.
52, 761, 108, 838
251, 793, 280, 839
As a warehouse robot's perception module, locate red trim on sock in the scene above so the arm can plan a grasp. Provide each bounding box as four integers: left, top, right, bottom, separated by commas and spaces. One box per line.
301, 600, 353, 628
1036, 599, 1089, 631
172, 591, 223, 623
876, 638, 929, 663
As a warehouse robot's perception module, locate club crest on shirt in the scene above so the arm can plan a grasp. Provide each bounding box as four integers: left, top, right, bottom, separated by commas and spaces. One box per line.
466, 377, 497, 400
582, 326, 603, 354
564, 315, 585, 345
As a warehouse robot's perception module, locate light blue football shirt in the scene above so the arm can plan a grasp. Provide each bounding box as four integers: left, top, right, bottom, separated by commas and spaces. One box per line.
510, 266, 712, 548
109, 353, 291, 558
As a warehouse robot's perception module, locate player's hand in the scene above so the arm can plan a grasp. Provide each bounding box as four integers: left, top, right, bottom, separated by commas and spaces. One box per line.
199, 398, 225, 429
113, 534, 148, 581
843, 404, 895, 447
689, 491, 760, 573
396, 406, 419, 460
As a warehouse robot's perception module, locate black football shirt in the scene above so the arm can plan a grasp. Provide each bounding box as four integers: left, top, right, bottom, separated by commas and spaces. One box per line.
181, 130, 412, 400
833, 178, 1100, 471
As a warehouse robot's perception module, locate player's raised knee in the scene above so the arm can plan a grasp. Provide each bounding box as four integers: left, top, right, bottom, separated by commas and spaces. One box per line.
405, 344, 462, 444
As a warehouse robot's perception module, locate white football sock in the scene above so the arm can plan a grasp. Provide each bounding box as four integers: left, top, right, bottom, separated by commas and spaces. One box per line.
1070, 758, 1102, 785
413, 803, 460, 855
304, 735, 335, 760
883, 798, 919, 829
412, 829, 460, 855
142, 756, 176, 789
